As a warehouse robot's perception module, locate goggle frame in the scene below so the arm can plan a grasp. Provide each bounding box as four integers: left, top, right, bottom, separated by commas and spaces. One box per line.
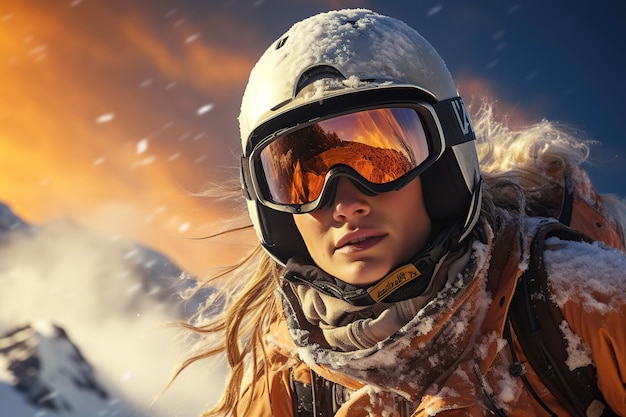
241, 86, 465, 214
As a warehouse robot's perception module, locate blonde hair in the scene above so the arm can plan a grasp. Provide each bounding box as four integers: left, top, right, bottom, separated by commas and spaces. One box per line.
171, 100, 626, 416
168, 243, 279, 416
474, 101, 626, 246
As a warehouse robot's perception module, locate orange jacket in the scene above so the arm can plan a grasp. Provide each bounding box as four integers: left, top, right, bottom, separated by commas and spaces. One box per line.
235, 219, 626, 416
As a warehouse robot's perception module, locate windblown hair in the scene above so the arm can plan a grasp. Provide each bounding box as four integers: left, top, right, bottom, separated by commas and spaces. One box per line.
171, 101, 626, 416
474, 102, 626, 246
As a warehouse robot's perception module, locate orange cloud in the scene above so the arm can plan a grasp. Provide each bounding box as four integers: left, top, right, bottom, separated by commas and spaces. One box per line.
0, 3, 261, 275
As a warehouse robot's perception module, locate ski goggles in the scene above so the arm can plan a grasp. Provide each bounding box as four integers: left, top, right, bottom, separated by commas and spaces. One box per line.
241, 89, 474, 214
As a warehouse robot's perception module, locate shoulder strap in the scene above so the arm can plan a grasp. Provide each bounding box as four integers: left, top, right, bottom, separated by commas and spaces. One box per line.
290, 368, 347, 417
289, 368, 415, 416
508, 221, 617, 417
290, 370, 314, 417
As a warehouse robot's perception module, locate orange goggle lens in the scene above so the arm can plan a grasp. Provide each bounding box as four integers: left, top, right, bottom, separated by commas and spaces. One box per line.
257, 107, 430, 206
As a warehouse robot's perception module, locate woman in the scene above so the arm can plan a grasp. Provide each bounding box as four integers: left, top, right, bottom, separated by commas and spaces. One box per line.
176, 9, 626, 417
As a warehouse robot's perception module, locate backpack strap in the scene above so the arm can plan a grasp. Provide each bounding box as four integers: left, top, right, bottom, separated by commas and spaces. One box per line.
508, 221, 617, 417
290, 369, 314, 417
290, 368, 348, 417
557, 169, 624, 250
290, 367, 415, 416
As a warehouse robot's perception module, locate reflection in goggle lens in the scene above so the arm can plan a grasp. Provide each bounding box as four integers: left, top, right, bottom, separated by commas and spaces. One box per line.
259, 108, 430, 206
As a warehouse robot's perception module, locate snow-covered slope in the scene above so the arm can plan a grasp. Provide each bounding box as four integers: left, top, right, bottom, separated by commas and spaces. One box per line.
0, 201, 29, 235
0, 203, 224, 416
0, 322, 130, 416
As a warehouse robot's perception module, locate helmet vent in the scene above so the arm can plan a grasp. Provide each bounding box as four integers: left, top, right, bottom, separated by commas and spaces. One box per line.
295, 65, 345, 96
275, 36, 289, 50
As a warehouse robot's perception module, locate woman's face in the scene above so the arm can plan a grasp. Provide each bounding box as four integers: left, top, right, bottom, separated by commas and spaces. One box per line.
293, 176, 432, 286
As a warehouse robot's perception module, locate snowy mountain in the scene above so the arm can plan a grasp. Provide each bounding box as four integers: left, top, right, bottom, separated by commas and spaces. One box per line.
0, 201, 30, 235
0, 202, 224, 416
0, 202, 205, 319
0, 321, 131, 416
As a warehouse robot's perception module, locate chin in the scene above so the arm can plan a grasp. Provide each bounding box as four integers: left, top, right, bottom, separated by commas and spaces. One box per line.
336, 262, 390, 287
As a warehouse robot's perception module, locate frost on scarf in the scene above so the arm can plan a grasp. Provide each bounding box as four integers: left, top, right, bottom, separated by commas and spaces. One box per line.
281, 235, 494, 401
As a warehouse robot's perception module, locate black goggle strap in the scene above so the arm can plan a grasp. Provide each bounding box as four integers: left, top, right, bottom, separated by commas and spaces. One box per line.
432, 97, 476, 146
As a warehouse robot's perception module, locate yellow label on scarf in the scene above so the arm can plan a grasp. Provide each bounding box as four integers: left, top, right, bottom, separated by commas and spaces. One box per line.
368, 264, 422, 302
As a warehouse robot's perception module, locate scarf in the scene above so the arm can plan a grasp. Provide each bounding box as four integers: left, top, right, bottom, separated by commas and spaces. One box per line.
280, 228, 493, 400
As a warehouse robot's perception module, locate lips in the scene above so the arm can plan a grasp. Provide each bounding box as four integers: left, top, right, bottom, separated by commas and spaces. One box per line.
335, 229, 386, 252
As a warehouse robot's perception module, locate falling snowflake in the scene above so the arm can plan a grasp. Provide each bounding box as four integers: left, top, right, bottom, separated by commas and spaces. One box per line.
197, 103, 214, 115
131, 157, 156, 167
136, 139, 148, 155
427, 5, 443, 17
28, 45, 47, 61
492, 30, 505, 40
186, 33, 200, 44
486, 60, 499, 70
96, 113, 114, 124
525, 72, 538, 80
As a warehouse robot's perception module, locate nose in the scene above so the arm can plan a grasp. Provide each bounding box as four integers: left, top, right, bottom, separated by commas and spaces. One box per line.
331, 177, 371, 222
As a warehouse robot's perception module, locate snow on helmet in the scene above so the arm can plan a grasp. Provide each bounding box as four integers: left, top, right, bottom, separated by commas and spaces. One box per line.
239, 9, 481, 277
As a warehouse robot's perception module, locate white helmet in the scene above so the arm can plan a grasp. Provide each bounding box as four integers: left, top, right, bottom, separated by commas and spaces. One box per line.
239, 9, 481, 302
